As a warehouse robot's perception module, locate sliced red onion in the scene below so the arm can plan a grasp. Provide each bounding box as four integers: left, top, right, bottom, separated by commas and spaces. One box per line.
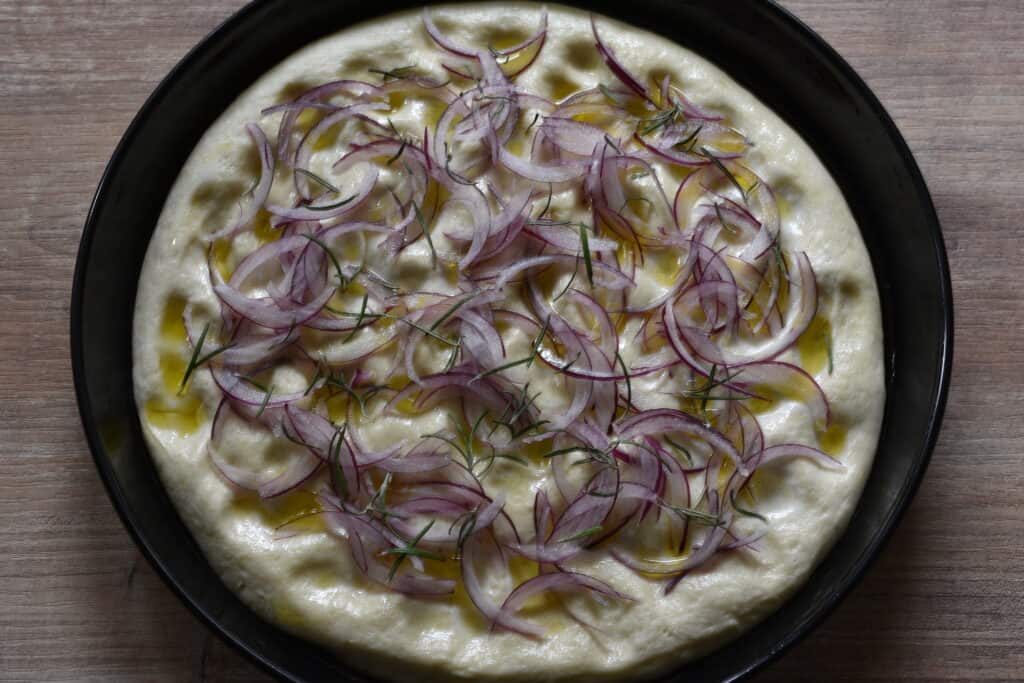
523, 222, 618, 253
613, 519, 729, 575
499, 571, 630, 619
750, 444, 844, 471
615, 408, 746, 474
590, 16, 652, 103
678, 252, 817, 365
293, 101, 390, 198
422, 9, 478, 59
206, 123, 275, 242
210, 366, 312, 408
213, 278, 335, 331
266, 167, 378, 222
540, 116, 606, 156
494, 141, 588, 183
270, 79, 383, 161
730, 361, 830, 428
462, 533, 545, 637
493, 7, 548, 57
490, 253, 634, 291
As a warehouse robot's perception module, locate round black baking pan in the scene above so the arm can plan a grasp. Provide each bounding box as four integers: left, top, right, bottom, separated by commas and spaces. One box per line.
71, 1, 953, 680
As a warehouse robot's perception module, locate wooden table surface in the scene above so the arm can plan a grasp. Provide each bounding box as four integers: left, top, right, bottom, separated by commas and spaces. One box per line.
2, 0, 1022, 680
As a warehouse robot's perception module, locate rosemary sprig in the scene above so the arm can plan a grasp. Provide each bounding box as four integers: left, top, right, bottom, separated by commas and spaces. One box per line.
472, 314, 550, 381
326, 308, 459, 348
579, 223, 594, 286
238, 375, 268, 392
620, 196, 653, 215
730, 490, 767, 522
386, 520, 442, 582
556, 525, 603, 544
382, 314, 460, 347
368, 64, 417, 81
660, 501, 722, 527
387, 139, 408, 165
714, 202, 738, 236
302, 234, 347, 287
543, 442, 616, 467
560, 351, 583, 373
325, 369, 366, 413
421, 432, 471, 471
450, 508, 478, 550
664, 436, 693, 464
552, 253, 580, 302
343, 293, 371, 343
329, 423, 350, 499
443, 143, 476, 187
443, 340, 461, 372
302, 194, 356, 212
772, 239, 789, 278
303, 362, 324, 396
537, 184, 554, 220
411, 200, 437, 268
269, 322, 299, 350
486, 381, 547, 440
178, 322, 233, 393
639, 105, 680, 136
430, 292, 478, 332
255, 384, 274, 417
616, 350, 632, 413
363, 472, 398, 520
673, 123, 704, 151
700, 146, 746, 201
294, 168, 339, 194
598, 83, 625, 105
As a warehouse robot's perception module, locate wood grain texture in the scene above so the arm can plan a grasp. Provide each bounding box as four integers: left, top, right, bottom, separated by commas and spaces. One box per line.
1, 0, 1020, 680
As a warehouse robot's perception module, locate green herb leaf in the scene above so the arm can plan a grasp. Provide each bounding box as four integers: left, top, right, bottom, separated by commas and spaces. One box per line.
556, 525, 602, 544
730, 490, 768, 522
391, 314, 461, 347
302, 194, 357, 212
329, 423, 350, 499
326, 370, 365, 413
579, 223, 594, 286
552, 252, 580, 302
368, 64, 417, 81
639, 105, 680, 136
616, 350, 632, 413
179, 322, 210, 393
660, 501, 721, 526
700, 146, 746, 201
343, 293, 371, 343
387, 520, 440, 582
294, 168, 339, 193
411, 200, 438, 269
673, 123, 704, 151
255, 384, 274, 417
664, 436, 692, 464
302, 234, 347, 287
430, 292, 478, 332
303, 364, 324, 396
598, 83, 624, 105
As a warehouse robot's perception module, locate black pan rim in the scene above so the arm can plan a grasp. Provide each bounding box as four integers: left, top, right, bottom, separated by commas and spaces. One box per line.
71, 1, 953, 680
